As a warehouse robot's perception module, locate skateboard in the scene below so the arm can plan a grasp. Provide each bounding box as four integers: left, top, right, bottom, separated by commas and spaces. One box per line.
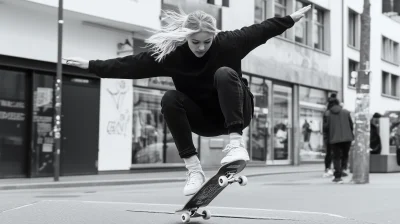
175, 159, 248, 223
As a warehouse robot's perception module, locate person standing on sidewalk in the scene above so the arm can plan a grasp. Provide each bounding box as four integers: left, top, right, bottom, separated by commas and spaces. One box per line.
323, 98, 354, 183
64, 6, 311, 196
322, 93, 337, 178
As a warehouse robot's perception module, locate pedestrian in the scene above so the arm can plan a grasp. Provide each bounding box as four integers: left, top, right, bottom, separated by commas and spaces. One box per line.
322, 93, 337, 178
370, 113, 382, 155
323, 98, 354, 183
64, 6, 311, 195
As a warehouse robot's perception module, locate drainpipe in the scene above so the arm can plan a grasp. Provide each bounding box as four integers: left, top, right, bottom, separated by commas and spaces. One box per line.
341, 0, 345, 101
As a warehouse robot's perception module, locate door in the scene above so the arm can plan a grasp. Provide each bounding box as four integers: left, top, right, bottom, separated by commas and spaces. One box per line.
270, 84, 293, 165
0, 69, 27, 178
248, 77, 272, 162
61, 77, 100, 175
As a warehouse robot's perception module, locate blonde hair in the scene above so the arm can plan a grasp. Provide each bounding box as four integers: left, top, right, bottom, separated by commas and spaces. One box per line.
145, 10, 219, 62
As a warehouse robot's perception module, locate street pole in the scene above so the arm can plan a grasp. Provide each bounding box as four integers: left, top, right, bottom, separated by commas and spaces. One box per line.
351, 0, 371, 184
53, 0, 63, 181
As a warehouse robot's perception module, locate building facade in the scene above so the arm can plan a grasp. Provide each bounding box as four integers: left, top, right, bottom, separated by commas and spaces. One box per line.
2, 0, 397, 178
343, 0, 400, 114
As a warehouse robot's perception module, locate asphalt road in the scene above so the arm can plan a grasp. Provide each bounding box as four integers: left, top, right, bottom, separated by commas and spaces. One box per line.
0, 172, 397, 224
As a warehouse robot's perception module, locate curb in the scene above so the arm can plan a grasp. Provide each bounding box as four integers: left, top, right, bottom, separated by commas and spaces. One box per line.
0, 170, 320, 190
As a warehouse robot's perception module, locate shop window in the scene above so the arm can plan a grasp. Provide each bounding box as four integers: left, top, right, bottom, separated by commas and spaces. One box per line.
299, 86, 327, 162
31, 73, 55, 176
132, 87, 197, 164
249, 76, 271, 162
0, 69, 27, 177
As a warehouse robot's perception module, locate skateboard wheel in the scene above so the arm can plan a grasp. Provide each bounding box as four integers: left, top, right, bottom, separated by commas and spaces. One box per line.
202, 210, 211, 220
238, 176, 248, 186
218, 176, 229, 187
181, 213, 190, 223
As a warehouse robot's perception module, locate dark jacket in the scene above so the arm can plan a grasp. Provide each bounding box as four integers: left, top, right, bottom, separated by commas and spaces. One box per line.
323, 105, 354, 144
370, 118, 381, 154
88, 16, 294, 108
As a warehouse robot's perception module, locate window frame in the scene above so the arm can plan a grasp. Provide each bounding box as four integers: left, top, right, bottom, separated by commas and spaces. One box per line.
382, 71, 400, 98
348, 8, 359, 49
382, 36, 400, 65
348, 59, 359, 88
254, 0, 267, 23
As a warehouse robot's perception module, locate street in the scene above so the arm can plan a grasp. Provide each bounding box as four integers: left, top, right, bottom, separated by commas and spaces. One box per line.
0, 171, 398, 224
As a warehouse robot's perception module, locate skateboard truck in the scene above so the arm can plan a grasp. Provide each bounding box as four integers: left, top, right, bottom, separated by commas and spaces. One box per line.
181, 208, 211, 223
218, 172, 248, 187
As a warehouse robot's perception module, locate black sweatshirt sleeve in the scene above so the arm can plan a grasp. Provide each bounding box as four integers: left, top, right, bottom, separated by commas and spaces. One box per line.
224, 16, 295, 58
88, 51, 165, 79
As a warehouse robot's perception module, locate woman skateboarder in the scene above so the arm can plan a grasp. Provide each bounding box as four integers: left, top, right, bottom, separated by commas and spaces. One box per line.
65, 5, 311, 196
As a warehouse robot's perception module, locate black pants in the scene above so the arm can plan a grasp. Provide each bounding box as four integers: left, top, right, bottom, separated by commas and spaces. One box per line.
330, 142, 351, 178
161, 67, 254, 158
324, 144, 332, 170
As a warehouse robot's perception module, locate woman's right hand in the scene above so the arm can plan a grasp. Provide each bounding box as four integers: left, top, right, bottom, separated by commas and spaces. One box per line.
63, 57, 89, 69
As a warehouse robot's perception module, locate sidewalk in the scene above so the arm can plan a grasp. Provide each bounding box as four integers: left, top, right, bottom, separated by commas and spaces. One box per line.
0, 164, 322, 190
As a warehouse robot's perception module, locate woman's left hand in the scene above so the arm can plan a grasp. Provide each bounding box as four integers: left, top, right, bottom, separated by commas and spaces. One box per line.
290, 5, 312, 22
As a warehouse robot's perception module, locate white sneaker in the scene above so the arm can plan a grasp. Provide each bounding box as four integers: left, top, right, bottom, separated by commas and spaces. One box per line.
220, 141, 250, 165
323, 169, 334, 178
183, 170, 206, 196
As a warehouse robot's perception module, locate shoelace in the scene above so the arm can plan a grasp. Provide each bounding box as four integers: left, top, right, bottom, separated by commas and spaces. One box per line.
222, 143, 244, 154
186, 170, 204, 186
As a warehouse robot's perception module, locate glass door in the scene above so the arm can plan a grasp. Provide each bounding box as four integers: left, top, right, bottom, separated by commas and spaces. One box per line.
270, 84, 292, 165
247, 77, 272, 163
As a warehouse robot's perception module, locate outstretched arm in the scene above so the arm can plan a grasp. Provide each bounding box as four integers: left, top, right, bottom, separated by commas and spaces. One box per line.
64, 51, 164, 79
222, 5, 311, 58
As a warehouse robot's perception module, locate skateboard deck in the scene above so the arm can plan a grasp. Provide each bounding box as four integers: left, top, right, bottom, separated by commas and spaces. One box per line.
176, 159, 247, 222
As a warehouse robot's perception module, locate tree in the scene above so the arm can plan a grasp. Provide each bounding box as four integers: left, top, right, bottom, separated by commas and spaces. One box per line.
351, 0, 371, 184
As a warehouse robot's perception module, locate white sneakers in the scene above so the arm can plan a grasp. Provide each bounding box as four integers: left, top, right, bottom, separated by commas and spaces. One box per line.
323, 169, 334, 178
183, 170, 206, 196
220, 140, 250, 165
182, 140, 249, 196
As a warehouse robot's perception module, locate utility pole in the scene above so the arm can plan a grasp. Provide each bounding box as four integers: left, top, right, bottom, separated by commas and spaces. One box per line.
53, 0, 63, 181
351, 0, 371, 184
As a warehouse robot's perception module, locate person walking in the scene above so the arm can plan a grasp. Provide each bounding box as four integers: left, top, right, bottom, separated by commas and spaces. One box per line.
323, 98, 354, 183
65, 6, 311, 195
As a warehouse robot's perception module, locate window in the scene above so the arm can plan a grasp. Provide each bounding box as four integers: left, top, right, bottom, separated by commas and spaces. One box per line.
275, 0, 287, 38
274, 0, 286, 17
382, 0, 400, 15
382, 71, 400, 98
348, 9, 359, 48
295, 1, 310, 45
255, 0, 267, 23
313, 8, 324, 50
348, 59, 359, 87
382, 36, 399, 64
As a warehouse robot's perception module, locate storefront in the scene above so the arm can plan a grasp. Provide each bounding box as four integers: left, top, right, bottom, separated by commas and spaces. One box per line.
126, 70, 330, 167
130, 77, 200, 165
0, 56, 100, 178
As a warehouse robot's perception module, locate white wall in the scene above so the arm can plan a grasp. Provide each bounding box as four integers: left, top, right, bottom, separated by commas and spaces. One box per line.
343, 0, 400, 114
19, 0, 161, 30
98, 79, 133, 171
0, 2, 134, 62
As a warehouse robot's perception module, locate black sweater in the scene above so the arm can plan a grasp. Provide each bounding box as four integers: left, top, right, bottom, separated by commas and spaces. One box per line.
89, 16, 294, 106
